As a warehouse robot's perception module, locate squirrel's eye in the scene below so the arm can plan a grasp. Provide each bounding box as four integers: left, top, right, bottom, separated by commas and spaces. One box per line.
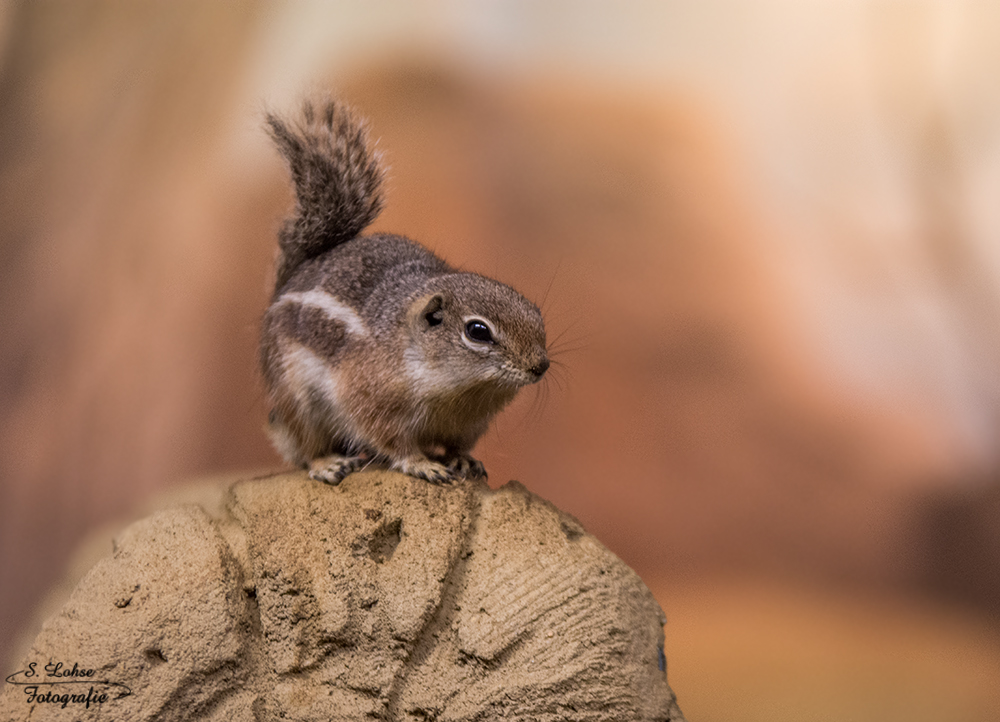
464, 320, 494, 344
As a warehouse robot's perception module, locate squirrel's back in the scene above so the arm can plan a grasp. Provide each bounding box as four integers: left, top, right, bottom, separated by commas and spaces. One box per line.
278, 233, 449, 330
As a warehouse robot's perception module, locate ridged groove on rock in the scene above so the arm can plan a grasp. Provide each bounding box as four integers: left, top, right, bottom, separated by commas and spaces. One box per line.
383, 490, 482, 721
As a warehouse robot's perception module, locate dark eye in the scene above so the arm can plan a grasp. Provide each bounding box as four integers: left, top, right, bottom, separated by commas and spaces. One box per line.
465, 320, 494, 344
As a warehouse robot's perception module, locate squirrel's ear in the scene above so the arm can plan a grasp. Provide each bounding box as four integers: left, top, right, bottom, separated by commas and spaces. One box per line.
411, 293, 446, 329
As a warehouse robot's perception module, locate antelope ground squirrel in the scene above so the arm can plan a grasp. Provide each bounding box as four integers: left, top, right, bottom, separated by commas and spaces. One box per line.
260, 99, 549, 485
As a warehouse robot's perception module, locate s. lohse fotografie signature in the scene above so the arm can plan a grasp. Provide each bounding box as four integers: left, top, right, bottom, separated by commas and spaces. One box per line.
5, 660, 132, 710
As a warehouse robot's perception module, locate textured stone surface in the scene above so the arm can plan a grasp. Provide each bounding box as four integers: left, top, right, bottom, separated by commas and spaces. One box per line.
1, 471, 685, 721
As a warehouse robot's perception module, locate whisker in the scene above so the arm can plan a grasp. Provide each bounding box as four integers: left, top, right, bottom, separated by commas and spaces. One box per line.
549, 344, 589, 358
527, 379, 548, 425
547, 367, 566, 393
538, 257, 563, 313
547, 325, 592, 360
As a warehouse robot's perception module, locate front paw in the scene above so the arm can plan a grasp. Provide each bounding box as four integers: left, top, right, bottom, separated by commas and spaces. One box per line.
447, 454, 487, 481
308, 454, 366, 485
393, 457, 457, 486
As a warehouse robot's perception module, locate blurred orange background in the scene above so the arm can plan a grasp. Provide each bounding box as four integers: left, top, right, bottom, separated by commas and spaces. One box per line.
2, 3, 1000, 720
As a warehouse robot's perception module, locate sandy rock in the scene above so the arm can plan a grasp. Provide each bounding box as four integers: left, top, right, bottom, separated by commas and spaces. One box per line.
1, 471, 685, 721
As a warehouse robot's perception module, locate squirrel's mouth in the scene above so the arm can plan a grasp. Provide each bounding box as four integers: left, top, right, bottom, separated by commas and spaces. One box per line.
497, 365, 547, 388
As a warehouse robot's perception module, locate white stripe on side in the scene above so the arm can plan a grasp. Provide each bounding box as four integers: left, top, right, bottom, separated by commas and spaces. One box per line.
279, 342, 363, 453
282, 344, 344, 409
276, 289, 369, 337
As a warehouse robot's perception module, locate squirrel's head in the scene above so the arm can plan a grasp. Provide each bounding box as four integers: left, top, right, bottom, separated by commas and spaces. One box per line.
404, 274, 548, 395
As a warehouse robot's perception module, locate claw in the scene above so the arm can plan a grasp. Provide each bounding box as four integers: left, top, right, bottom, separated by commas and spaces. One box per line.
447, 454, 487, 480
393, 457, 458, 486
308, 454, 366, 485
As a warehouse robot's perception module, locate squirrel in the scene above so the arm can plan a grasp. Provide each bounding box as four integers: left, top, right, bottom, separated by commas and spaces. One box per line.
260, 98, 549, 485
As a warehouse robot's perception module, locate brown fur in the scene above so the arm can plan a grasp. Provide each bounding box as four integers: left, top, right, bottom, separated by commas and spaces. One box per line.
262, 100, 548, 484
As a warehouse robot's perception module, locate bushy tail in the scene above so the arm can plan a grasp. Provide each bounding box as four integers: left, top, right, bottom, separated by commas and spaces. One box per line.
266, 98, 385, 290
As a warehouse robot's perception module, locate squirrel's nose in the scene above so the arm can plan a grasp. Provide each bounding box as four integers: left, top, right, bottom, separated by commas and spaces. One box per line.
529, 357, 550, 378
